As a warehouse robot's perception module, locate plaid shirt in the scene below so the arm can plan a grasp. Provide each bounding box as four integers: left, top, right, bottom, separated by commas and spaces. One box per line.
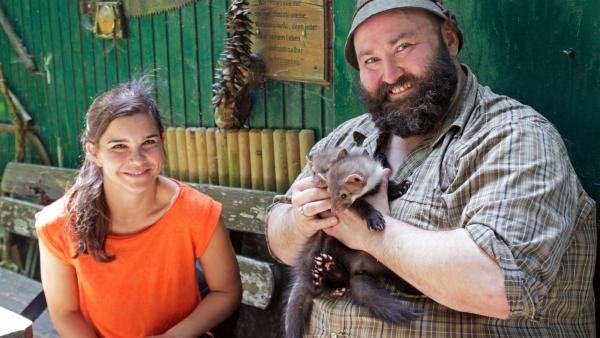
268, 66, 596, 337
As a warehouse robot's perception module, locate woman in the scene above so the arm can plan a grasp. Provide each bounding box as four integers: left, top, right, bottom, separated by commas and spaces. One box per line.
36, 78, 241, 337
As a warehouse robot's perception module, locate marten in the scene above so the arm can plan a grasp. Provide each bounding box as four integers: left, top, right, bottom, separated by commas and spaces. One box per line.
284, 148, 422, 338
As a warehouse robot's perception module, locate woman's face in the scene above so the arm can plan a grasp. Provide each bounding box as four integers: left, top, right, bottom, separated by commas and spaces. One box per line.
86, 112, 164, 194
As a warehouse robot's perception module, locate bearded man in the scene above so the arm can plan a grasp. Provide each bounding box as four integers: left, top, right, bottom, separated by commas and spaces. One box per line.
266, 0, 596, 336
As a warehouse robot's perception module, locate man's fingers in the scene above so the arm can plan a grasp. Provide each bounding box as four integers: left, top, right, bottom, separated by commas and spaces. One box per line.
291, 176, 322, 193
299, 199, 332, 218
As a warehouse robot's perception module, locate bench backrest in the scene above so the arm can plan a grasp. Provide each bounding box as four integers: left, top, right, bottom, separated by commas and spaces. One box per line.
0, 162, 279, 310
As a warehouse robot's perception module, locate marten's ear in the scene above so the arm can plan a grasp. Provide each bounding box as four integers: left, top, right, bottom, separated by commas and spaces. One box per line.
345, 174, 365, 184
336, 148, 348, 160
305, 155, 312, 166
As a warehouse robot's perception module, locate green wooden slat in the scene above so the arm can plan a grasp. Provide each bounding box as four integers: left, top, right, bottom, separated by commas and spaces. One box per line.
7, 1, 25, 105
181, 5, 200, 127
167, 9, 185, 126
29, 0, 53, 164
138, 15, 156, 102
265, 80, 284, 128
127, 18, 143, 78
115, 38, 130, 84
10, 1, 28, 110
20, 0, 42, 164
77, 12, 97, 107
92, 29, 108, 95
59, 1, 86, 166
104, 40, 119, 89
0, 21, 10, 171
196, 1, 214, 126
283, 82, 303, 129
323, 84, 334, 134
331, 0, 360, 126
248, 87, 266, 128
53, 0, 78, 167
153, 13, 172, 124
208, 0, 228, 127
39, 0, 60, 167
303, 84, 324, 139
66, 0, 87, 157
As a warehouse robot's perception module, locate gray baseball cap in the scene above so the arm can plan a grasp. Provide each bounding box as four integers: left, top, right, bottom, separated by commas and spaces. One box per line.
344, 0, 463, 69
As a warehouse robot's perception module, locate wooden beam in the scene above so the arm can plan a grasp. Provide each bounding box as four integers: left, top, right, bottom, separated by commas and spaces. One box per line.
1, 162, 276, 234
237, 255, 275, 309
1, 162, 77, 201
0, 197, 41, 239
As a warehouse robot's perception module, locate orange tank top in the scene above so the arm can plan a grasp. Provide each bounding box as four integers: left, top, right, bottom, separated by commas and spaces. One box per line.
35, 181, 222, 337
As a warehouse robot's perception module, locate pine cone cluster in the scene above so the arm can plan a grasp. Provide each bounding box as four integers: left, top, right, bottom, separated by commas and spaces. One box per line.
212, 0, 255, 129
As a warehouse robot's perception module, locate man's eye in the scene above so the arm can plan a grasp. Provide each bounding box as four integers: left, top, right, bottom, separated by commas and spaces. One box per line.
397, 43, 411, 52
143, 139, 157, 145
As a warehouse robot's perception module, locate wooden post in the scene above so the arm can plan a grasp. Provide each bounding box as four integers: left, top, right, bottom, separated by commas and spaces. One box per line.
227, 129, 240, 187
175, 127, 189, 181
206, 128, 219, 185
299, 129, 315, 169
261, 129, 275, 191
195, 128, 208, 183
273, 130, 288, 193
238, 129, 252, 189
249, 129, 263, 190
185, 128, 198, 182
216, 129, 229, 186
165, 127, 179, 178
285, 130, 301, 186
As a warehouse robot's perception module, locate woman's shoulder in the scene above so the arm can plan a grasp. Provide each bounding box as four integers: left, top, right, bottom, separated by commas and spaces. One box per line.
35, 196, 68, 231
170, 180, 222, 216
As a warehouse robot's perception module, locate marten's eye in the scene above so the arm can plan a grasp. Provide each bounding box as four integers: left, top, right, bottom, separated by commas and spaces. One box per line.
340, 193, 347, 199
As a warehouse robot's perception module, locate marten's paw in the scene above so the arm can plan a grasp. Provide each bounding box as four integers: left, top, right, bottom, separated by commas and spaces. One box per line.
366, 210, 385, 231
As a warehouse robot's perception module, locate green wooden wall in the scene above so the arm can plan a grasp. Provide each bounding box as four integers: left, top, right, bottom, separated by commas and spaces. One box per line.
0, 0, 336, 172
0, 0, 599, 327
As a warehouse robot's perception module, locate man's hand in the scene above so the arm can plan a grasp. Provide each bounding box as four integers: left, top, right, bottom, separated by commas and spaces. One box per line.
290, 177, 339, 238
323, 168, 392, 251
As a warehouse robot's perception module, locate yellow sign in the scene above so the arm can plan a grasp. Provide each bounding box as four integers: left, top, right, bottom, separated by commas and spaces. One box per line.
249, 0, 330, 84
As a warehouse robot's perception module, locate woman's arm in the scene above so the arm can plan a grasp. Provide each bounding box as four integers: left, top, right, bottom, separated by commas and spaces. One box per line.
162, 219, 242, 337
38, 239, 98, 338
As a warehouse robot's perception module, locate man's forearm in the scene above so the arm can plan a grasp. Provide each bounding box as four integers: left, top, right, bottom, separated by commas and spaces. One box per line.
266, 203, 308, 266
368, 216, 510, 319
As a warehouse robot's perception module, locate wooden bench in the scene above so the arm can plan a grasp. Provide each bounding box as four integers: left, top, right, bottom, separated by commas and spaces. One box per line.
0, 162, 287, 338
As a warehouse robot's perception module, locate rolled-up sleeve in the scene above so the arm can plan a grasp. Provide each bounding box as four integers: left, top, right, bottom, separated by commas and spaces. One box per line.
451, 119, 580, 320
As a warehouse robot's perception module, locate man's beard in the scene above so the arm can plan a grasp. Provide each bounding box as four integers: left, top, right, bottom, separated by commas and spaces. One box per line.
359, 39, 458, 138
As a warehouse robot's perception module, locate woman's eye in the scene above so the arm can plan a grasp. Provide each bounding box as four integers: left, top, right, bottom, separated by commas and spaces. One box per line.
111, 144, 125, 150
364, 57, 379, 65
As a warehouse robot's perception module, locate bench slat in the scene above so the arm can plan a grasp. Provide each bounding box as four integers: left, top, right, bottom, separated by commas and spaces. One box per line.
0, 197, 41, 239
189, 183, 275, 234
1, 162, 275, 234
1, 162, 77, 201
238, 256, 275, 309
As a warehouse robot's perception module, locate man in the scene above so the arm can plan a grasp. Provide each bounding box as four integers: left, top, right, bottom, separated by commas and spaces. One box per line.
266, 0, 596, 336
